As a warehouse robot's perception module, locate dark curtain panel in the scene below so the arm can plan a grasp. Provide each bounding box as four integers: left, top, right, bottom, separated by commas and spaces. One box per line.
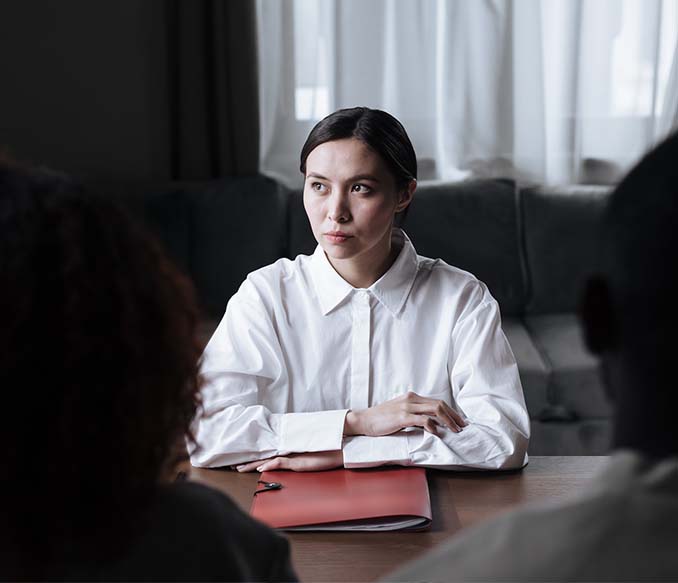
167, 0, 259, 179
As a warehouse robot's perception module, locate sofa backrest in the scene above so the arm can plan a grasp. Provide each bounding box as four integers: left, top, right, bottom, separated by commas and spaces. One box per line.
145, 184, 195, 276
406, 179, 527, 316
134, 176, 611, 320
521, 185, 610, 314
286, 188, 316, 257
146, 175, 288, 318
189, 176, 288, 317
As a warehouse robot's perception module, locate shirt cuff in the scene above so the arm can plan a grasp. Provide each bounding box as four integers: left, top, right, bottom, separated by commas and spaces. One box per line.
280, 409, 348, 453
342, 434, 411, 468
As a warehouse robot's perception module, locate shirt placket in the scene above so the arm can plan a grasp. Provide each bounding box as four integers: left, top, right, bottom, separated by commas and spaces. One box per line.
350, 290, 371, 410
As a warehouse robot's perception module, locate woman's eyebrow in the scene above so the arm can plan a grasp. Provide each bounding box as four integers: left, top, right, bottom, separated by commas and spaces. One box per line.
306, 173, 380, 183
349, 174, 380, 183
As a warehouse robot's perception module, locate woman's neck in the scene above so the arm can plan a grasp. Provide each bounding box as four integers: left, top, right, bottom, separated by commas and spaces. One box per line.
328, 231, 399, 289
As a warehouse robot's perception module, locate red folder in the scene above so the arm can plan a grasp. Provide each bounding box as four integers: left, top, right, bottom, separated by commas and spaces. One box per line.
250, 467, 431, 531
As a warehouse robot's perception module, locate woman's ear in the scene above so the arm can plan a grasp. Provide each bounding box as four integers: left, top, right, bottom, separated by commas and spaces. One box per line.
395, 179, 417, 212
579, 276, 617, 355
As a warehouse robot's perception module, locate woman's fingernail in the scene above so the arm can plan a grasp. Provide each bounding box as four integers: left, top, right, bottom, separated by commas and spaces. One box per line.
256, 466, 264, 472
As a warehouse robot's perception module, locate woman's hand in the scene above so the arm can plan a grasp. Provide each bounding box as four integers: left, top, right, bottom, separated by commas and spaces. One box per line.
344, 391, 467, 437
235, 450, 344, 473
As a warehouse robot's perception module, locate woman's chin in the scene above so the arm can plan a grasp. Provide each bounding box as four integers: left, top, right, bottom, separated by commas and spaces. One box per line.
320, 241, 360, 261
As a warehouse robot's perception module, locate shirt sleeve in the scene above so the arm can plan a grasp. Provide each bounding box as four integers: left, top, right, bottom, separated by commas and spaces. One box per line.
189, 279, 348, 468
342, 288, 530, 470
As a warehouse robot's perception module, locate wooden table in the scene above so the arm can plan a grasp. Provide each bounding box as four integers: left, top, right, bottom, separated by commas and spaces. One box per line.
190, 456, 608, 582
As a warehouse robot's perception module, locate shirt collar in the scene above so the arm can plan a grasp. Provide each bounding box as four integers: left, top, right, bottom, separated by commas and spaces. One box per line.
310, 229, 420, 316
310, 245, 355, 315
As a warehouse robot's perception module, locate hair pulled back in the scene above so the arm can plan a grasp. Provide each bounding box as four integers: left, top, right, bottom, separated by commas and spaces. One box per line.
300, 107, 417, 188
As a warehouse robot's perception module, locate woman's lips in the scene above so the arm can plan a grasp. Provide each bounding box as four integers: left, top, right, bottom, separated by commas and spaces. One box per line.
324, 232, 353, 244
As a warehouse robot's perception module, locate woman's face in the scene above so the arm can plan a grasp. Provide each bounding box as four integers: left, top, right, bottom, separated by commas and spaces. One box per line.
303, 138, 413, 266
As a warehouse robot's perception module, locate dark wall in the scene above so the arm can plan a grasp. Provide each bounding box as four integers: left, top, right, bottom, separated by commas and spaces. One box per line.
0, 0, 170, 181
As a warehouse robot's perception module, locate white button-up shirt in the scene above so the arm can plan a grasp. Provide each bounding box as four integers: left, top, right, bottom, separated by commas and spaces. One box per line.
190, 230, 529, 469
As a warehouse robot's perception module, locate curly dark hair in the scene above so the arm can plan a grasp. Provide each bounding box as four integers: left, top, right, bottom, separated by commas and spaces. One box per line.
0, 159, 202, 579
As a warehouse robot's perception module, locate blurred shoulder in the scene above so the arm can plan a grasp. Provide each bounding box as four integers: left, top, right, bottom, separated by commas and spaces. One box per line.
152, 481, 296, 580
389, 485, 652, 582
160, 481, 286, 548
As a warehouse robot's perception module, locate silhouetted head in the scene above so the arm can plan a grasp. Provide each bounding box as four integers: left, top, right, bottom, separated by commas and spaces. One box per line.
0, 159, 201, 577
580, 132, 678, 457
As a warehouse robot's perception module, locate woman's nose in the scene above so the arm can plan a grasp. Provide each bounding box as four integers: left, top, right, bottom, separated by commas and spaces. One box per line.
327, 192, 351, 223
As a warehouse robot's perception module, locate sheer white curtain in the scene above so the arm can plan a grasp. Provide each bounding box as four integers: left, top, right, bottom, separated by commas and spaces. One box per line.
256, 0, 678, 188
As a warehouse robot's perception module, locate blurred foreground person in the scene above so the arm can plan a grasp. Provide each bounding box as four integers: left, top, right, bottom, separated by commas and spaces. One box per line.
388, 133, 678, 581
0, 160, 296, 582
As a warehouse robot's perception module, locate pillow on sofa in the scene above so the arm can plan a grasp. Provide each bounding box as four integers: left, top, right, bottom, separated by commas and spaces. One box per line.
522, 185, 609, 315
405, 179, 527, 317
189, 175, 288, 317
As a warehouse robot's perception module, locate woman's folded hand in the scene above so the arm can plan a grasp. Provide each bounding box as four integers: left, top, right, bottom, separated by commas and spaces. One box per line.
235, 450, 344, 473
343, 391, 467, 437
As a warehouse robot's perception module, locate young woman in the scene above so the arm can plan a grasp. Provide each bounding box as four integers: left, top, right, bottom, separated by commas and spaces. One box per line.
191, 107, 529, 472
0, 160, 296, 581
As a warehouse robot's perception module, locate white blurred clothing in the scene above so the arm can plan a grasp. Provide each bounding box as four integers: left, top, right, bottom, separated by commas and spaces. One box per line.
388, 450, 678, 582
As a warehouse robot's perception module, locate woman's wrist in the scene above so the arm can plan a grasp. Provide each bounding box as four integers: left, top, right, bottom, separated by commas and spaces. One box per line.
344, 410, 362, 436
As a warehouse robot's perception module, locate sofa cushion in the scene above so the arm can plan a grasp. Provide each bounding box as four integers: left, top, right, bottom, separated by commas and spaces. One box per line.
525, 314, 611, 419
287, 189, 317, 257
522, 185, 609, 314
502, 318, 550, 418
190, 175, 288, 316
90, 180, 193, 276
144, 185, 194, 275
406, 179, 526, 316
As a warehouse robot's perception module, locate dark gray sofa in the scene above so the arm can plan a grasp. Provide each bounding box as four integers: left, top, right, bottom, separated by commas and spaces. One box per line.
129, 175, 611, 456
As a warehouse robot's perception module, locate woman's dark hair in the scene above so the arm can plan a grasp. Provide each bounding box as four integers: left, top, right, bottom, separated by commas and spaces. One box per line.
300, 107, 418, 188
0, 159, 202, 579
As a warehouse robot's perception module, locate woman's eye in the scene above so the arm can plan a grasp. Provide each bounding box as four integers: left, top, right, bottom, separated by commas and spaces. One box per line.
311, 182, 326, 192
351, 184, 371, 194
